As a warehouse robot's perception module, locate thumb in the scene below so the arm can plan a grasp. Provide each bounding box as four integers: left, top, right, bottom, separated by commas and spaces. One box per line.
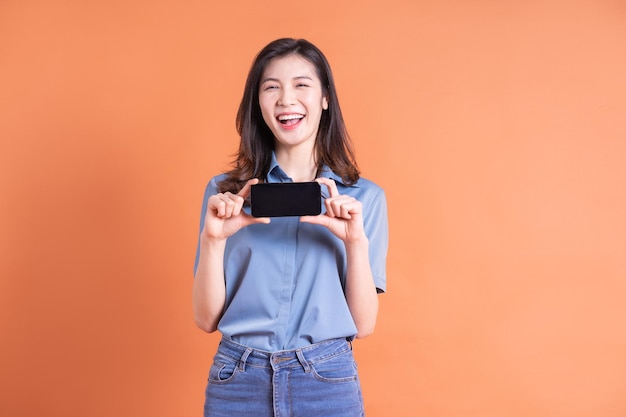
242, 214, 271, 227
300, 214, 330, 228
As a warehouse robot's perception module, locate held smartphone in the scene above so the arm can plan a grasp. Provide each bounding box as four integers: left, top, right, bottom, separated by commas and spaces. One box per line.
250, 182, 321, 217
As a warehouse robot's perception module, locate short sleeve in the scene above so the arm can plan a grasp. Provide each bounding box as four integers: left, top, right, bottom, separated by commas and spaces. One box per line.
193, 176, 222, 276
363, 187, 389, 293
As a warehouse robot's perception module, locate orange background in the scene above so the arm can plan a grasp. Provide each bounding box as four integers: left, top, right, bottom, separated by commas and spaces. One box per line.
1, 1, 625, 416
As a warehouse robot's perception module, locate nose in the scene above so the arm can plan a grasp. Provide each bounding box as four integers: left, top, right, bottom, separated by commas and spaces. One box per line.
277, 86, 296, 107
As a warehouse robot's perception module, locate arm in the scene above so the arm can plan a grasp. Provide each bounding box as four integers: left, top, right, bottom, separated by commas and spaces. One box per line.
344, 238, 379, 338
192, 179, 270, 333
300, 178, 379, 338
193, 237, 227, 333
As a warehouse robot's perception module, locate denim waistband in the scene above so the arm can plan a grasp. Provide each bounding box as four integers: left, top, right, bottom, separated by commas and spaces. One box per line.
216, 337, 352, 370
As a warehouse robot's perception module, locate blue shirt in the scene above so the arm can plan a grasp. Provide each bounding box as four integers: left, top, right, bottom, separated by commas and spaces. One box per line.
194, 155, 388, 351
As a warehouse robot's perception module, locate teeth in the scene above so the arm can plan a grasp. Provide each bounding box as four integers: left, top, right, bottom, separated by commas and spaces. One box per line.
278, 114, 304, 121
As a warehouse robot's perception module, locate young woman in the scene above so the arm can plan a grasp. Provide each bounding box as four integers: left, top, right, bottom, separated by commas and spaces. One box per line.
193, 38, 388, 417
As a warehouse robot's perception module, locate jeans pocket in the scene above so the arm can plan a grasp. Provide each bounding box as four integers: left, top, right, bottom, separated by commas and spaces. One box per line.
310, 353, 358, 383
208, 361, 239, 384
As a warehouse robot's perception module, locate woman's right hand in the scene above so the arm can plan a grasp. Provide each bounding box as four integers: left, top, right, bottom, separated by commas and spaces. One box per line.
202, 178, 270, 241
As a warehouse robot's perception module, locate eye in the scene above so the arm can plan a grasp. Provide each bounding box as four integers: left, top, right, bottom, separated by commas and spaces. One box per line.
296, 83, 310, 88
262, 84, 279, 91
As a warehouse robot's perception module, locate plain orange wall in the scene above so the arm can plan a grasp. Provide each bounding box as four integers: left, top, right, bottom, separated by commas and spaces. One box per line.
1, 1, 625, 416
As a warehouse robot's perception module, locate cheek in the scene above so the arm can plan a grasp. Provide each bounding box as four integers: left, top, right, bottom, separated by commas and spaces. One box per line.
258, 99, 275, 124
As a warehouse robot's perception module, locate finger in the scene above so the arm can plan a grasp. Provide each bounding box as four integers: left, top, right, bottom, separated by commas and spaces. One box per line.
323, 197, 335, 217
315, 177, 339, 198
221, 192, 238, 217
238, 178, 261, 198
245, 215, 271, 226
300, 214, 331, 228
209, 193, 238, 218
333, 197, 363, 220
229, 193, 246, 216
208, 194, 228, 217
325, 195, 352, 218
339, 200, 362, 219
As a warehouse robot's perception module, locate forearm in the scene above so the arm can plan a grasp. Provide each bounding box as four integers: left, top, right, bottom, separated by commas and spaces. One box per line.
192, 237, 227, 333
344, 238, 379, 338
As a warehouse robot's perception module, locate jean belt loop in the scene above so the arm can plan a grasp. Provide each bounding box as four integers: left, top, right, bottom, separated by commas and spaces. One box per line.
295, 349, 311, 373
238, 347, 253, 372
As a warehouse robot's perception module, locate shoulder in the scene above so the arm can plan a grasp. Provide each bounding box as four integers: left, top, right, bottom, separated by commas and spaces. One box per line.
340, 176, 386, 203
354, 177, 384, 194
202, 173, 229, 198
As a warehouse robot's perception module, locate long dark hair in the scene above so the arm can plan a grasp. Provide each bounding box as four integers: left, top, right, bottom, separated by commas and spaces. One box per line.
218, 38, 360, 193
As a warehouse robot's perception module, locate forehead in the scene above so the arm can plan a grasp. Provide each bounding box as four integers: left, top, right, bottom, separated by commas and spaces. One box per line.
261, 54, 319, 81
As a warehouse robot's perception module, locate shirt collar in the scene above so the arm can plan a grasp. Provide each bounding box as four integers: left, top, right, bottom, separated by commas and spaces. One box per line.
267, 153, 291, 183
267, 151, 356, 188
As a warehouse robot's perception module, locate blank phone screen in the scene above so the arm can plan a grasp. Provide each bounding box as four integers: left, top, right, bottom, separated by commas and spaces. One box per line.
250, 182, 321, 217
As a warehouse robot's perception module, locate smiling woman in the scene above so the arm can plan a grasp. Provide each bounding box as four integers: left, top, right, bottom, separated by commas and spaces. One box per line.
258, 55, 329, 173
3, 2, 626, 416
192, 38, 388, 417
217, 38, 361, 195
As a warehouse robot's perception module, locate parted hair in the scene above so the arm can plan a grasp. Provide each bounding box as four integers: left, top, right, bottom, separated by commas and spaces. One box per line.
217, 38, 360, 193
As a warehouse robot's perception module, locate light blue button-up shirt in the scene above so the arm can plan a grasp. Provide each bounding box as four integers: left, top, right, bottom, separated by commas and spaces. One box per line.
194, 155, 388, 351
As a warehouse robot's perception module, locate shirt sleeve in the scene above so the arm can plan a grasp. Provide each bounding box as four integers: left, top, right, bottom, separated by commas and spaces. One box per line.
193, 176, 221, 276
363, 186, 389, 293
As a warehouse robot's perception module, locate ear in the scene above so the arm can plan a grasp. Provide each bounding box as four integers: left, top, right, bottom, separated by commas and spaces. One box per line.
322, 96, 329, 110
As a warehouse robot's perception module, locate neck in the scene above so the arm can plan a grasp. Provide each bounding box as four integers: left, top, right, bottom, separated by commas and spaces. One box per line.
275, 146, 317, 182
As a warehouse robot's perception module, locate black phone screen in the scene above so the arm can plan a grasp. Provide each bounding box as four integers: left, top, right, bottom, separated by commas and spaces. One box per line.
250, 182, 321, 217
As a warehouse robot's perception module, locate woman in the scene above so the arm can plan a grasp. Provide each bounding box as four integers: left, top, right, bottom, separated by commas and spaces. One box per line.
193, 38, 388, 417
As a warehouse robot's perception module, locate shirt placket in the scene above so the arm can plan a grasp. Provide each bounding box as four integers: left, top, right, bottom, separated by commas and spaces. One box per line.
275, 216, 298, 349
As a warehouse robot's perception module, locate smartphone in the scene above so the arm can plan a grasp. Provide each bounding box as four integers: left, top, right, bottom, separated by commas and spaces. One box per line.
250, 182, 321, 217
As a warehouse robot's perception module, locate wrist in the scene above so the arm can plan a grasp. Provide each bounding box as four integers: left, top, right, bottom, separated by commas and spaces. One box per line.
344, 236, 369, 250
200, 235, 228, 249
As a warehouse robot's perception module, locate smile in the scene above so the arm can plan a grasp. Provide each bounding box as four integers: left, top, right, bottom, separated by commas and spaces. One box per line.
277, 113, 304, 127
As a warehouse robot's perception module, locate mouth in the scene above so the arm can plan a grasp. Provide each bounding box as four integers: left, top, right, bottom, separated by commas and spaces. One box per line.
277, 113, 304, 127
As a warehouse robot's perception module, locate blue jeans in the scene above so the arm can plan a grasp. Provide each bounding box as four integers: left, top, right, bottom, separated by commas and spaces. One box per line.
204, 337, 365, 417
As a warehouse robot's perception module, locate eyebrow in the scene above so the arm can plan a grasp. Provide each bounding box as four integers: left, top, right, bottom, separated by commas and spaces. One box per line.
261, 75, 314, 84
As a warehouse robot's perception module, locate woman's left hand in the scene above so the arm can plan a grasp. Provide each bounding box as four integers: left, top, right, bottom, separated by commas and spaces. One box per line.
300, 177, 367, 244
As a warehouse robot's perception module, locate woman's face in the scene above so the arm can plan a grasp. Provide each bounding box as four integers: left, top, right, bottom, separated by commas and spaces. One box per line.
259, 54, 328, 152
